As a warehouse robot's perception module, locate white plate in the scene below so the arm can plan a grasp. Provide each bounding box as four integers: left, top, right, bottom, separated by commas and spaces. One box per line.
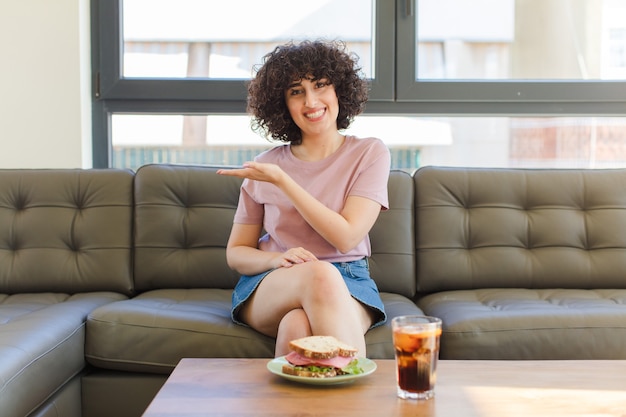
267, 356, 377, 385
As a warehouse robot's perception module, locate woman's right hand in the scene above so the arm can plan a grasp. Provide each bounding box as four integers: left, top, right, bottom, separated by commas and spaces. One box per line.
227, 224, 317, 275
274, 247, 318, 268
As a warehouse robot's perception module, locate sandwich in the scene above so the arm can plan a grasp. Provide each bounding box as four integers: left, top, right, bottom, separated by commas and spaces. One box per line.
282, 335, 364, 378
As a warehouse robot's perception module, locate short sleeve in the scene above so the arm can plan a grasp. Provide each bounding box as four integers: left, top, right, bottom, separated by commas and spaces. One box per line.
349, 139, 391, 210
233, 179, 264, 224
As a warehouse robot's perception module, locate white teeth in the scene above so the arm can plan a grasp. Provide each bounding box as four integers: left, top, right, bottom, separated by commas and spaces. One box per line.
306, 109, 324, 119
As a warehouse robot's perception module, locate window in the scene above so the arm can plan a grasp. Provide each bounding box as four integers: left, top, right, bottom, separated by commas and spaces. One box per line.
92, 0, 626, 170
416, 0, 623, 81
121, 0, 375, 80
396, 0, 626, 104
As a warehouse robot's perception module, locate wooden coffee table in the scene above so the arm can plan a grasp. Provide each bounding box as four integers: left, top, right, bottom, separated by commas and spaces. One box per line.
142, 358, 626, 417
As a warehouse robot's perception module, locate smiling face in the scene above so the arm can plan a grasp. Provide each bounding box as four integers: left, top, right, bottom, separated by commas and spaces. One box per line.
284, 76, 339, 140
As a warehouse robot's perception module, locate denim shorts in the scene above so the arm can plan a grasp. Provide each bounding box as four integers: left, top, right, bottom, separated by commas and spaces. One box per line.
231, 257, 386, 329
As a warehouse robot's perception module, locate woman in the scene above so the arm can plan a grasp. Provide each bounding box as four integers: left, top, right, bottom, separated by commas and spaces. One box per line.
218, 40, 390, 357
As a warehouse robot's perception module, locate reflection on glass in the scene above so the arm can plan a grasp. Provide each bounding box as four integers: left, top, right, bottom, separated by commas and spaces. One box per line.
422, 117, 626, 169
111, 114, 626, 171
122, 0, 374, 79
417, 0, 626, 80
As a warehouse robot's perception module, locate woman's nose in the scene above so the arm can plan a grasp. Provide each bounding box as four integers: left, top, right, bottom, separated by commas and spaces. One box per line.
304, 91, 319, 108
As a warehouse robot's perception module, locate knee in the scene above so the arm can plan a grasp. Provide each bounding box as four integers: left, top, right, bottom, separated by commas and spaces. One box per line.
299, 261, 350, 307
306, 261, 345, 291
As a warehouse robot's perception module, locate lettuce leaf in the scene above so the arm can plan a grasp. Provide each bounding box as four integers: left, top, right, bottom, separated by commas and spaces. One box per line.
294, 365, 335, 373
293, 359, 364, 376
341, 359, 364, 375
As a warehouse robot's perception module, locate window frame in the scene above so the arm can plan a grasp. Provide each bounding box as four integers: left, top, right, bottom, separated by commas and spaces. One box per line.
91, 0, 626, 168
91, 0, 394, 167
395, 0, 626, 110
93, 0, 394, 102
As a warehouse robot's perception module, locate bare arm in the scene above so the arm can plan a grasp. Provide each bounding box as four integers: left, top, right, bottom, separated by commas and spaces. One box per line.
219, 162, 382, 254
226, 223, 317, 276
277, 172, 381, 253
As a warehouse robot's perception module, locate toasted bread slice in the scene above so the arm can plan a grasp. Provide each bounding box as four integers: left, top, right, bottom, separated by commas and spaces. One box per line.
288, 335, 358, 360
282, 364, 338, 378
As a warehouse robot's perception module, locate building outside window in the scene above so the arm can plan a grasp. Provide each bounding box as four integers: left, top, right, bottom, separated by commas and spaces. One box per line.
93, 0, 626, 171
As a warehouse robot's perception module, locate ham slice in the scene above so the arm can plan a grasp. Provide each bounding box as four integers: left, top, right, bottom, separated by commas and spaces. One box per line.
285, 351, 354, 369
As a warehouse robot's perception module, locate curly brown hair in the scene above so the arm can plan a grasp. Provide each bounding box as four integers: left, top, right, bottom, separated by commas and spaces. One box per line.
247, 40, 369, 145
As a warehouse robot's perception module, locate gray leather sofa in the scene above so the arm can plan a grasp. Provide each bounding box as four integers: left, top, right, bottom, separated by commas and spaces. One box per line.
2, 164, 626, 417
414, 166, 626, 359
0, 164, 419, 417
0, 169, 134, 417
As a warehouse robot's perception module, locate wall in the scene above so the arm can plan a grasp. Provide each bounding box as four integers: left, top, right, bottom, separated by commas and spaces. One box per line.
0, 0, 91, 168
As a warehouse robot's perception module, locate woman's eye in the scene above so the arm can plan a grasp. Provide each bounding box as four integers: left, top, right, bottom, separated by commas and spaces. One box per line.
290, 89, 303, 96
316, 81, 329, 88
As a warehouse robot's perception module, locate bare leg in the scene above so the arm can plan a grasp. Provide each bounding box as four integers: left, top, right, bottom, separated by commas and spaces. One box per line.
274, 309, 312, 357
239, 260, 374, 357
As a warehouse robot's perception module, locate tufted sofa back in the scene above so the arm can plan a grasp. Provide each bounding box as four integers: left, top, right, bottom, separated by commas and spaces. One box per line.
133, 164, 242, 291
369, 170, 415, 297
414, 166, 626, 293
0, 169, 134, 294
132, 164, 417, 297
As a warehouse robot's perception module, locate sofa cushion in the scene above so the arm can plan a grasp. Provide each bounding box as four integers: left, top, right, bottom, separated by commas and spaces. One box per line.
414, 166, 626, 292
133, 164, 417, 298
0, 292, 127, 417
0, 169, 134, 295
86, 288, 278, 373
369, 170, 416, 297
133, 165, 242, 291
418, 288, 626, 359
85, 289, 423, 373
364, 292, 425, 358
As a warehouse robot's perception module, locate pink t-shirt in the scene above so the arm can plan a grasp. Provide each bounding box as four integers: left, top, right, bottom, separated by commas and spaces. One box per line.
233, 135, 390, 262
